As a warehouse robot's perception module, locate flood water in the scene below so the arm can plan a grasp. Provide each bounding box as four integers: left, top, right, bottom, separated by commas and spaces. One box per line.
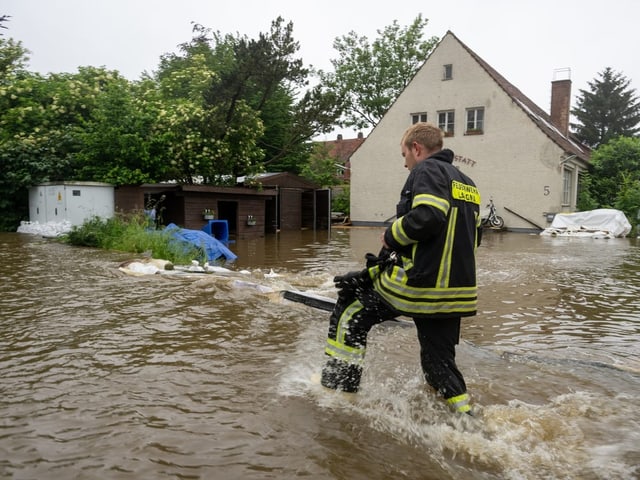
1, 228, 639, 480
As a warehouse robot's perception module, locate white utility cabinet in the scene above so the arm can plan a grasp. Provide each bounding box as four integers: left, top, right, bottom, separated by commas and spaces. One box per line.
29, 182, 115, 226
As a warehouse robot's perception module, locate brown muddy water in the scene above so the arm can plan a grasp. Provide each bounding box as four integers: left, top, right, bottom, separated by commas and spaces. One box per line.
1, 228, 639, 480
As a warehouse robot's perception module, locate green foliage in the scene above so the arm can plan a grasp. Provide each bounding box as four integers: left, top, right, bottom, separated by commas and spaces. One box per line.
588, 136, 640, 207
63, 213, 202, 264
300, 142, 342, 186
614, 174, 640, 235
576, 173, 599, 211
578, 136, 640, 234
156, 17, 340, 180
320, 14, 438, 130
571, 68, 640, 148
0, 36, 28, 77
0, 16, 348, 229
332, 186, 350, 215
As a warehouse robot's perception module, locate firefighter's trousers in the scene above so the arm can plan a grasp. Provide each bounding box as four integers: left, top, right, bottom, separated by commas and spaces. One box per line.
320, 285, 470, 412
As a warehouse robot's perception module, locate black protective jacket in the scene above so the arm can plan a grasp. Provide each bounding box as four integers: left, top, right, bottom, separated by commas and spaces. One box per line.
373, 149, 482, 318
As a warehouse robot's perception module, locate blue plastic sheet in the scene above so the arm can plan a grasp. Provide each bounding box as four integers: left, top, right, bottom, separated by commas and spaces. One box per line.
165, 223, 237, 262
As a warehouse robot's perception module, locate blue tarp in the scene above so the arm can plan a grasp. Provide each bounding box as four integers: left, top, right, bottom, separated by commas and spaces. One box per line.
165, 223, 237, 262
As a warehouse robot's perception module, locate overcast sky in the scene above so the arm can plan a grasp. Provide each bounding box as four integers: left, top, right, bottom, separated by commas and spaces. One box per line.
3, 0, 638, 140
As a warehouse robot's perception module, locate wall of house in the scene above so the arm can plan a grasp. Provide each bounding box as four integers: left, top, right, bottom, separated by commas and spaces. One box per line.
351, 33, 573, 231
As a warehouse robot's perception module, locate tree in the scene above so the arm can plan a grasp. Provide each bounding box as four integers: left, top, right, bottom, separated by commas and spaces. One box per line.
0, 36, 29, 79
320, 14, 439, 130
157, 18, 341, 179
0, 15, 10, 35
571, 68, 640, 148
74, 68, 163, 184
153, 50, 266, 183
586, 136, 640, 227
300, 142, 342, 187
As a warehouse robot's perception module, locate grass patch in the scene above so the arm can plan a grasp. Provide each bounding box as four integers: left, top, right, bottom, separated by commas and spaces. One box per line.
62, 212, 203, 265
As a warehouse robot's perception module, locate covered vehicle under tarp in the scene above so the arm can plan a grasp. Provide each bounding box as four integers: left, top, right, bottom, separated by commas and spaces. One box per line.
166, 223, 237, 262
540, 209, 632, 238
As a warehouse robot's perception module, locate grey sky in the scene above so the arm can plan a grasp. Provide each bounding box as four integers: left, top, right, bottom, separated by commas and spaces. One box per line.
3, 0, 638, 140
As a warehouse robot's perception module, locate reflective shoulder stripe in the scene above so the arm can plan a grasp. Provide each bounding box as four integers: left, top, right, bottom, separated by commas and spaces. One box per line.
412, 193, 450, 215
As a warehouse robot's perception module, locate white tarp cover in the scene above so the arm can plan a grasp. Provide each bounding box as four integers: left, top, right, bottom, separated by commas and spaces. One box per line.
540, 209, 632, 238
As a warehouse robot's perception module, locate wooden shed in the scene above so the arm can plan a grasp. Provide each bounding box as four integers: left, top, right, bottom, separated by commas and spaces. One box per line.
241, 172, 331, 231
115, 174, 329, 241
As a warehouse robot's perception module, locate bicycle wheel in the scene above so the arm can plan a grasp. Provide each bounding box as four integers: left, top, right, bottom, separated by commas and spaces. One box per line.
491, 215, 504, 228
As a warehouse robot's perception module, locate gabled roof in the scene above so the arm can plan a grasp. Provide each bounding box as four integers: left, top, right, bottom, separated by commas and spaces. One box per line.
447, 31, 590, 162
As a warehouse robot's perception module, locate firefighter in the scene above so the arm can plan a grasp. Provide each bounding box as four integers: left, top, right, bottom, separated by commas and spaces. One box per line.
320, 122, 482, 415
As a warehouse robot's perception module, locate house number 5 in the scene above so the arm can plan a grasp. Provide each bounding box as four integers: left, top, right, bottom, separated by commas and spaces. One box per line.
543, 186, 550, 196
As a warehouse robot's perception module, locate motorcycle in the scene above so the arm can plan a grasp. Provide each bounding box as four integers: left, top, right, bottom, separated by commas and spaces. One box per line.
481, 199, 505, 229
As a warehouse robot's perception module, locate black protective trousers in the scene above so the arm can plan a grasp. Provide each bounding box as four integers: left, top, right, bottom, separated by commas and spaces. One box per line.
320, 284, 467, 400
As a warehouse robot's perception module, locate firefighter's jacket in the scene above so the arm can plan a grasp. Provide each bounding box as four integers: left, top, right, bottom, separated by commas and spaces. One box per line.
373, 148, 482, 318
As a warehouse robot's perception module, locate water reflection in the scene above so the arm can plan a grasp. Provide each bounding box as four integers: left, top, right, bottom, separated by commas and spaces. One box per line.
0, 230, 638, 479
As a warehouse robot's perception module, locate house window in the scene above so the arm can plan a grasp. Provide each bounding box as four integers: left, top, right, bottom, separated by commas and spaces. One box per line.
562, 167, 573, 206
411, 112, 427, 124
465, 107, 484, 134
443, 64, 453, 80
438, 110, 455, 136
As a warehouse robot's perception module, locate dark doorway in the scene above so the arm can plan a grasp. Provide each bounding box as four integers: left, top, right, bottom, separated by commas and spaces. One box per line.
218, 201, 238, 236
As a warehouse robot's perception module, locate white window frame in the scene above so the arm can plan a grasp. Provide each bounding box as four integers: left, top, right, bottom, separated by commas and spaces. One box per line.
411, 112, 427, 124
438, 110, 455, 136
562, 167, 573, 206
465, 107, 484, 134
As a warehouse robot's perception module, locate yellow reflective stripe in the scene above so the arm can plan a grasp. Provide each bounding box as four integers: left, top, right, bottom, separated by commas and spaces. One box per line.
336, 300, 362, 343
447, 393, 471, 413
401, 254, 413, 271
325, 338, 365, 365
412, 193, 450, 215
436, 207, 457, 288
391, 217, 412, 246
451, 180, 480, 205
375, 268, 477, 315
325, 300, 367, 365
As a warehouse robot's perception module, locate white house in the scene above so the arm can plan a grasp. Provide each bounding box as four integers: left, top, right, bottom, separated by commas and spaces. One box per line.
350, 31, 590, 231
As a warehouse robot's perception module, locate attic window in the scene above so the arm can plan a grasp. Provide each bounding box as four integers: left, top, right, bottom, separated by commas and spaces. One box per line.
411, 112, 427, 124
443, 64, 453, 80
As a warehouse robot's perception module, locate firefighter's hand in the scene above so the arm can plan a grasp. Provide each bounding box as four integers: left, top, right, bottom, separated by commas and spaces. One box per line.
333, 270, 370, 293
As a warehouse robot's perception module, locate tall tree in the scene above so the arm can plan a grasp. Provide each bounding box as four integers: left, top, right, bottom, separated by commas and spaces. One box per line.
157, 17, 341, 178
571, 68, 640, 148
320, 14, 439, 130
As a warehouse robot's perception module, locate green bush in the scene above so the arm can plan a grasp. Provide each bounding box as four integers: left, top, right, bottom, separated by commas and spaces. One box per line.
63, 213, 202, 264
332, 185, 350, 215
614, 175, 640, 236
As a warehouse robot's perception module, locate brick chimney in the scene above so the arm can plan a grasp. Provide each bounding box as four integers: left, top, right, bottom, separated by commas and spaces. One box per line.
550, 69, 572, 136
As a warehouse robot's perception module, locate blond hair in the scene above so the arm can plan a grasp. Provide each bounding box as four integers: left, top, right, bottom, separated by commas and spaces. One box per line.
401, 122, 444, 151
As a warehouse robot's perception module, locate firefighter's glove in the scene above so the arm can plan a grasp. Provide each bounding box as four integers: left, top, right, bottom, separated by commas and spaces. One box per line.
333, 269, 371, 295
365, 249, 397, 270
